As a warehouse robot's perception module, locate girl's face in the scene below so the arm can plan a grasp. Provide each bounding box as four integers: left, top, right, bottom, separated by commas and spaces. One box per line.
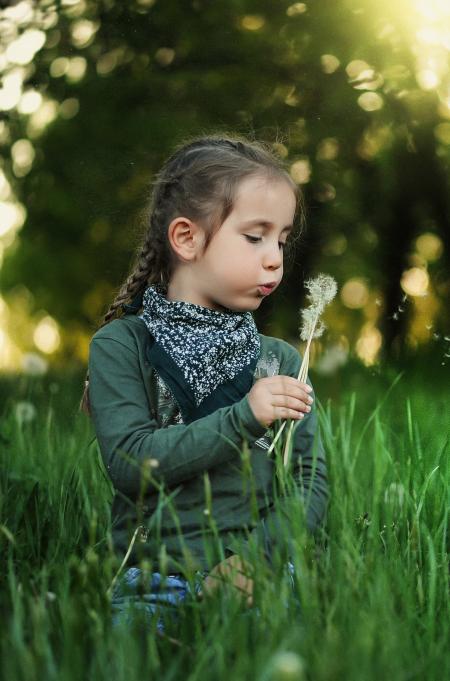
192, 173, 297, 313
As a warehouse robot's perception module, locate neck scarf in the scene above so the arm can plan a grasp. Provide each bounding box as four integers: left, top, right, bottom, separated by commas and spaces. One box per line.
137, 283, 261, 418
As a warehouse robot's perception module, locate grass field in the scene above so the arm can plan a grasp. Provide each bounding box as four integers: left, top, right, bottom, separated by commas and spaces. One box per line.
0, 351, 448, 681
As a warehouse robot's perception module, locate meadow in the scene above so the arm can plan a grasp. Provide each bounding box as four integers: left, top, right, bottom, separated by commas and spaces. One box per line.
0, 351, 448, 681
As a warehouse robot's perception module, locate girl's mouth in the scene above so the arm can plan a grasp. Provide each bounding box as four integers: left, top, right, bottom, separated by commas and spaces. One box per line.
258, 284, 275, 295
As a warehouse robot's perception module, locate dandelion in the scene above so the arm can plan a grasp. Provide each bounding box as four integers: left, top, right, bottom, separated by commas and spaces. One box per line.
314, 343, 348, 375
383, 482, 405, 510
21, 352, 48, 376
270, 650, 306, 680
15, 401, 37, 426
267, 273, 337, 467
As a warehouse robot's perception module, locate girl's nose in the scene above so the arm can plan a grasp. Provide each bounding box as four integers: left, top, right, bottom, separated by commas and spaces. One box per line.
264, 243, 283, 269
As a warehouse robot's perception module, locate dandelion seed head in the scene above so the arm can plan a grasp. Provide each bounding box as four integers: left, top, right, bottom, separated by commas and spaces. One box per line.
312, 319, 326, 339
300, 307, 327, 341
304, 273, 337, 311
299, 273, 337, 341
299, 307, 316, 341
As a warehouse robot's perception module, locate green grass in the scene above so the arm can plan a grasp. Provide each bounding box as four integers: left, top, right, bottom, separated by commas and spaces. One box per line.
0, 356, 448, 681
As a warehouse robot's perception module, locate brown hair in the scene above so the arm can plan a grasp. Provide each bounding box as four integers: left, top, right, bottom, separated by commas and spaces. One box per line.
79, 132, 306, 416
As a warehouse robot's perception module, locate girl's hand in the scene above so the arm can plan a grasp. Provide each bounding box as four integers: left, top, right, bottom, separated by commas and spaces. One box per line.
197, 554, 254, 608
247, 375, 313, 428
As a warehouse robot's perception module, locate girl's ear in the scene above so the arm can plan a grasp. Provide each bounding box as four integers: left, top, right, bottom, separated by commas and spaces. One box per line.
167, 216, 206, 262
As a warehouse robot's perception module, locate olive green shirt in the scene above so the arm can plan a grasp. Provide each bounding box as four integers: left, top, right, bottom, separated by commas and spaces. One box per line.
88, 314, 329, 573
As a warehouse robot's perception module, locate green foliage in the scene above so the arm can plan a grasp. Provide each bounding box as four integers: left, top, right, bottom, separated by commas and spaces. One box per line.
1, 0, 449, 353
0, 360, 448, 681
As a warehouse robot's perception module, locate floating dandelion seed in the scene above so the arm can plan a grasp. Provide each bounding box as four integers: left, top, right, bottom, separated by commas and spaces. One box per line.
426, 324, 433, 330
433, 333, 440, 340
267, 273, 338, 466
398, 306, 404, 313
392, 312, 399, 321
375, 298, 382, 306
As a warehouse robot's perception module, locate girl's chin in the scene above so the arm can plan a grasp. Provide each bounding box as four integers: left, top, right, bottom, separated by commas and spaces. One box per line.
225, 297, 264, 313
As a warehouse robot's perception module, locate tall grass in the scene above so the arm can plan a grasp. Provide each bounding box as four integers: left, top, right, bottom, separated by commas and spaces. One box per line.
0, 360, 448, 681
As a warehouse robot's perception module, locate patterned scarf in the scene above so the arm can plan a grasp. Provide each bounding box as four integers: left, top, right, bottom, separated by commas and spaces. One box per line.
137, 282, 261, 408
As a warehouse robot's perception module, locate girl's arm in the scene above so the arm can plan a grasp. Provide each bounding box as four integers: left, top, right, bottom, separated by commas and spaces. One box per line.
88, 336, 268, 498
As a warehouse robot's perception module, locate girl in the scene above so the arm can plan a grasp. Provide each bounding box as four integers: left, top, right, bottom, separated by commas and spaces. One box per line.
80, 134, 329, 632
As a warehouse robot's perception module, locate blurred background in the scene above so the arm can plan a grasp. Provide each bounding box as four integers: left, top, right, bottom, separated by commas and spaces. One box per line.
0, 0, 449, 405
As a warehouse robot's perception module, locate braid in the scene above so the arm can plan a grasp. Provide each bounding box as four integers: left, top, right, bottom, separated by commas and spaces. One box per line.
79, 217, 164, 416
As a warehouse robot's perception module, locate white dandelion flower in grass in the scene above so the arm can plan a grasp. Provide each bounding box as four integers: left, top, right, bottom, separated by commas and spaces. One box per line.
15, 401, 37, 425
270, 651, 305, 679
22, 352, 48, 376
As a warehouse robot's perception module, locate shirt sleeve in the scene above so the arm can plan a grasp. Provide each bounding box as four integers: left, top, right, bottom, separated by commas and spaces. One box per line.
88, 336, 268, 498
226, 344, 330, 566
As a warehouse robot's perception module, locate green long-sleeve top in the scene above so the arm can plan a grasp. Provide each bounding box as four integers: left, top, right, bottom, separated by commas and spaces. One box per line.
88, 313, 330, 574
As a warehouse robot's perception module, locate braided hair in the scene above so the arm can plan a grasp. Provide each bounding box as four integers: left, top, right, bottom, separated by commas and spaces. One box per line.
79, 133, 305, 416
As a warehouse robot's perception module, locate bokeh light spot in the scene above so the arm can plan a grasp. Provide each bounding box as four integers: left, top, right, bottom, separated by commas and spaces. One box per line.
320, 54, 340, 74
356, 324, 382, 366
400, 267, 429, 297
240, 15, 266, 30
290, 159, 311, 184
341, 278, 370, 309
286, 3, 307, 17
316, 137, 339, 161
33, 316, 61, 354
357, 92, 384, 111
415, 233, 443, 262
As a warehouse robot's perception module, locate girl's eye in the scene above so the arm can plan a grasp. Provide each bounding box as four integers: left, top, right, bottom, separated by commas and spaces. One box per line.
244, 235, 286, 249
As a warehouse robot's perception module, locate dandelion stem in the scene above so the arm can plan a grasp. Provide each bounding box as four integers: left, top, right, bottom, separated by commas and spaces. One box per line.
267, 310, 316, 461
266, 274, 337, 471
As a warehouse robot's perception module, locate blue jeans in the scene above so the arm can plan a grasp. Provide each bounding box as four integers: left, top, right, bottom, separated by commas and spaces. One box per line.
111, 562, 299, 633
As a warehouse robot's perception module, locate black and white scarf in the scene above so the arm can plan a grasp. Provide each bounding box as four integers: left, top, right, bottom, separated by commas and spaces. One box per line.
137, 282, 261, 409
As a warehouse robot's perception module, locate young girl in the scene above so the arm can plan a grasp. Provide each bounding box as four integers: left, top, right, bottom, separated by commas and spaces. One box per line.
80, 134, 329, 632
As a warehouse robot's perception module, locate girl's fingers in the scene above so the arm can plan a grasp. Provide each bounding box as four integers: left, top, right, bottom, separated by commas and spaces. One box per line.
272, 395, 311, 414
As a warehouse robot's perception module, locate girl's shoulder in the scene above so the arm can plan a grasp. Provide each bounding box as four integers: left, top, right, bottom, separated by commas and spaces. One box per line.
90, 314, 148, 349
